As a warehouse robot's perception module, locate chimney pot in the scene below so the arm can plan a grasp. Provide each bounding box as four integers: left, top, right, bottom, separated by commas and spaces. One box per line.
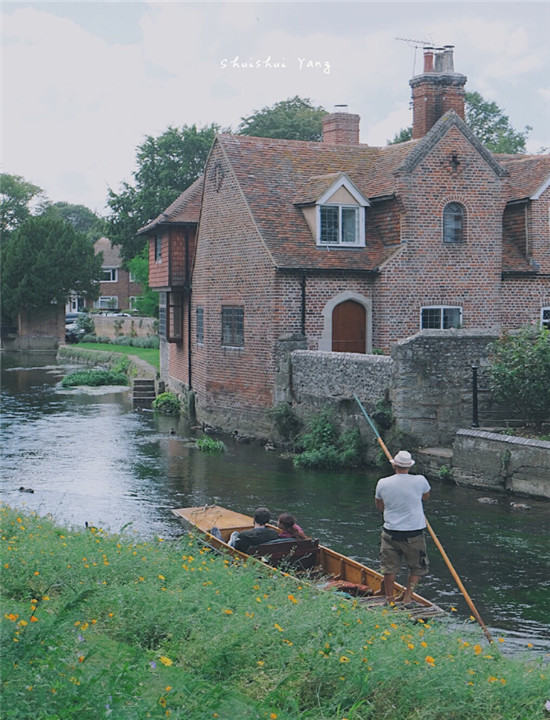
423, 47, 434, 73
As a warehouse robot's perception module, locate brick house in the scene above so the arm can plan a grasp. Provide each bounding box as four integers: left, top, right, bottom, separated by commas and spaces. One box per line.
141, 46, 550, 432
80, 237, 143, 312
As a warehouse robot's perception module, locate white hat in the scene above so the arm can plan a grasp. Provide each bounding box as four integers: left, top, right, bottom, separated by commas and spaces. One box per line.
391, 450, 415, 467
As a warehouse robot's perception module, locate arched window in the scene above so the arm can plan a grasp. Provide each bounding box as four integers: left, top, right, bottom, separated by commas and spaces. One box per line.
443, 202, 465, 243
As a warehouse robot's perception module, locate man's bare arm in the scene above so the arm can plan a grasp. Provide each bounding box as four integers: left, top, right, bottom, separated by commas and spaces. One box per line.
375, 498, 384, 511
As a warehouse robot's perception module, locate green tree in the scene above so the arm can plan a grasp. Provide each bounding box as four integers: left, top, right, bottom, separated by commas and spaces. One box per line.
0, 173, 48, 235
488, 326, 550, 428
388, 92, 531, 153
43, 202, 105, 242
127, 246, 159, 317
1, 215, 102, 317
106, 124, 219, 263
237, 96, 327, 141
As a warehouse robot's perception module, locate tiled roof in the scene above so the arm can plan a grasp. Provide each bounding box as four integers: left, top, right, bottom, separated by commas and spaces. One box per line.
217, 134, 414, 271
497, 154, 550, 201
94, 237, 120, 266
138, 176, 204, 235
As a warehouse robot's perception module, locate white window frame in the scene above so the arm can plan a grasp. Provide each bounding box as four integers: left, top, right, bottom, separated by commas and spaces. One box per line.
315, 175, 368, 247
95, 296, 118, 310
420, 306, 462, 330
541, 307, 550, 330
101, 267, 118, 282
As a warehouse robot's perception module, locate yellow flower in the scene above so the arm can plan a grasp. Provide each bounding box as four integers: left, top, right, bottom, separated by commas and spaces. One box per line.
158, 574, 165, 580
288, 594, 298, 604
420, 641, 428, 648
274, 623, 284, 632
270, 714, 278, 719
473, 644, 482, 655
339, 656, 350, 663
257, 660, 265, 666
159, 656, 173, 666
30, 616, 38, 623
223, 609, 233, 615
425, 656, 435, 665
451, 606, 457, 612
498, 638, 505, 643
165, 686, 172, 692
407, 643, 414, 650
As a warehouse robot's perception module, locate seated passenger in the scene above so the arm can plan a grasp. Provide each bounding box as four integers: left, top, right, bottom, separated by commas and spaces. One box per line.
278, 512, 309, 540
228, 507, 279, 552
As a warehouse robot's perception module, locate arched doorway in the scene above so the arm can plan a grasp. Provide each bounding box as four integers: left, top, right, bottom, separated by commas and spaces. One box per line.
332, 299, 366, 353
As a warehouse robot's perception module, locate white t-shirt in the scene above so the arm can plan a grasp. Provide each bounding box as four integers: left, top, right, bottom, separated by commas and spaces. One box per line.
375, 472, 430, 531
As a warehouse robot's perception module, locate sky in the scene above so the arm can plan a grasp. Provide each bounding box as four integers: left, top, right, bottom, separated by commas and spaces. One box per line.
2, 1, 549, 216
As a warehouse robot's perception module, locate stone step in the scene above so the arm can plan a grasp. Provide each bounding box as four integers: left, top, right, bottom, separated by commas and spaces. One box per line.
132, 378, 156, 409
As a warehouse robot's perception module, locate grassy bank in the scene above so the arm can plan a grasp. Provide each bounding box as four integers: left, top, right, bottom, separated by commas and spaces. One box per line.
73, 342, 160, 370
1, 506, 546, 720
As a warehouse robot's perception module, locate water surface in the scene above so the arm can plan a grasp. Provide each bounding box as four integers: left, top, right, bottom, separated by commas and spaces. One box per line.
1, 354, 549, 653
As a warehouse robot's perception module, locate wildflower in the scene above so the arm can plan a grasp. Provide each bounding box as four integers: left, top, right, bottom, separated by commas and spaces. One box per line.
257, 660, 265, 666
159, 656, 173, 666
165, 686, 172, 692
158, 574, 165, 580
288, 594, 298, 604
420, 641, 428, 648
487, 675, 498, 683
5, 613, 18, 622
425, 656, 435, 665
150, 661, 157, 669
274, 623, 284, 632
451, 606, 457, 612
474, 644, 482, 655
339, 656, 350, 663
159, 697, 167, 707
78, 656, 85, 663
407, 643, 414, 650
498, 638, 505, 643
270, 714, 278, 719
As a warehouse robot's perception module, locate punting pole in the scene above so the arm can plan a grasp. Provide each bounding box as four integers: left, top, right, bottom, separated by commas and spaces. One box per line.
353, 393, 494, 643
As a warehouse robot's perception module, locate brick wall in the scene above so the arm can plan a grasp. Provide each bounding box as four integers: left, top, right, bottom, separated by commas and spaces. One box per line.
375, 125, 506, 350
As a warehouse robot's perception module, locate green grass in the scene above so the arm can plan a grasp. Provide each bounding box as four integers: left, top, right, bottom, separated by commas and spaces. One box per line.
1, 505, 547, 720
77, 342, 160, 370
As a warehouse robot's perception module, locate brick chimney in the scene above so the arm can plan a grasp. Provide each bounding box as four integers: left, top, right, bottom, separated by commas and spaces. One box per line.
322, 111, 360, 144
409, 45, 467, 139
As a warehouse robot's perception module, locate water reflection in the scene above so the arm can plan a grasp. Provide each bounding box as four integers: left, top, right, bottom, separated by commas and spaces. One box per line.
1, 355, 549, 652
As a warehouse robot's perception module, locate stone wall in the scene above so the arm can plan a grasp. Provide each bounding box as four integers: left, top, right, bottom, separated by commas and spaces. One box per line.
452, 429, 550, 499
92, 316, 157, 340
290, 349, 393, 421
390, 330, 499, 446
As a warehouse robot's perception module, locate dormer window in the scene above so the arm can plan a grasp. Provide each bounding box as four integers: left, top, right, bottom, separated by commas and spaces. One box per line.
314, 174, 368, 247
319, 205, 361, 245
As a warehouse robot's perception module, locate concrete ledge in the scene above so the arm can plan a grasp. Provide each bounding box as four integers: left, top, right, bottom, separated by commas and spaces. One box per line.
452, 429, 550, 499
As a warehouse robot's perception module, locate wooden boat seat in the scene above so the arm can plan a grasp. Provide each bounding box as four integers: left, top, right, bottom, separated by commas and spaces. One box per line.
248, 538, 319, 570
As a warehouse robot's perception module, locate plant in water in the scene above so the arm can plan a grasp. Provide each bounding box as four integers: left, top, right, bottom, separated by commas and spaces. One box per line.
268, 402, 302, 443
294, 408, 366, 469
152, 392, 181, 416
61, 369, 128, 387
197, 435, 226, 454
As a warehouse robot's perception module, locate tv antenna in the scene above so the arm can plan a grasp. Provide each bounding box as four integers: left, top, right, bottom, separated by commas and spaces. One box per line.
395, 36, 437, 75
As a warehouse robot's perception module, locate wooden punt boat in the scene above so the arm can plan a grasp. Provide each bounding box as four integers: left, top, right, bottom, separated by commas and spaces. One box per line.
172, 505, 445, 620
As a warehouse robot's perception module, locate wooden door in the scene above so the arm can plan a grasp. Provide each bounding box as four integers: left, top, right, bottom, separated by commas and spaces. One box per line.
332, 300, 366, 353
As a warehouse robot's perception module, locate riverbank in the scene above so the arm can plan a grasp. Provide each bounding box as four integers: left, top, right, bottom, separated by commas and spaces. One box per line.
1, 506, 547, 720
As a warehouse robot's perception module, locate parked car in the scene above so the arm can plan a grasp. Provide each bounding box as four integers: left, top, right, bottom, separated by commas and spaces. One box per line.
65, 312, 86, 343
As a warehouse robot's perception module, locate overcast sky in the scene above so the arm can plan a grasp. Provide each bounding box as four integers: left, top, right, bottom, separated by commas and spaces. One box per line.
2, 1, 549, 215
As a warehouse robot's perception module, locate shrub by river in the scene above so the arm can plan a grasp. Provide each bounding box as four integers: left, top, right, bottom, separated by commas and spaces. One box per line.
1, 505, 548, 720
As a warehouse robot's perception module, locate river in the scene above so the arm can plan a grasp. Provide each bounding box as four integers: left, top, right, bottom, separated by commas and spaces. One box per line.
1, 354, 549, 654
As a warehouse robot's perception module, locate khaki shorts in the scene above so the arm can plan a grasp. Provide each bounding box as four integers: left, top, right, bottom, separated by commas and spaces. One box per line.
380, 531, 429, 576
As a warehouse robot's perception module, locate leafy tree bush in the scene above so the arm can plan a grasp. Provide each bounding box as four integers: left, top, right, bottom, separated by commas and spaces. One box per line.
152, 392, 181, 416
76, 314, 95, 335
268, 402, 302, 443
1, 215, 102, 317
293, 408, 366, 469
488, 326, 550, 428
238, 96, 327, 141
